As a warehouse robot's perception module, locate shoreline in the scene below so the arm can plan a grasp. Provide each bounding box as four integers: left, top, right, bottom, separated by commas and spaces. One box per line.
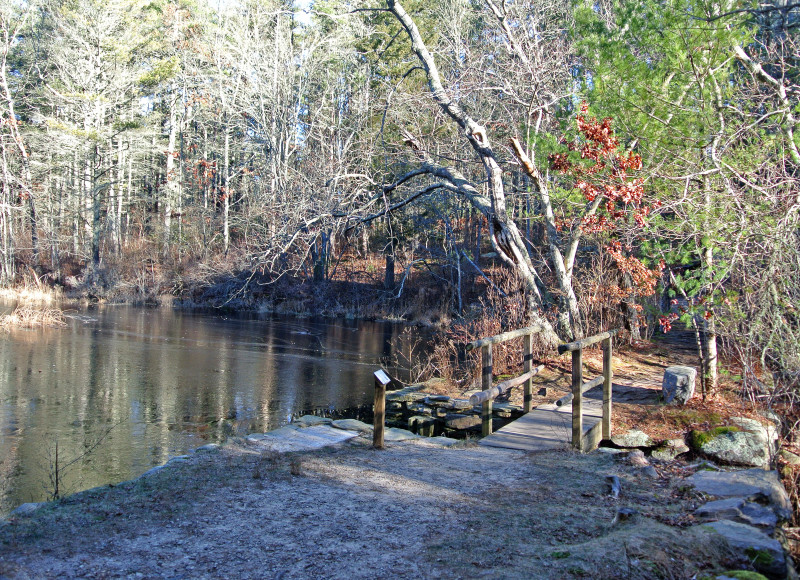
1, 419, 793, 579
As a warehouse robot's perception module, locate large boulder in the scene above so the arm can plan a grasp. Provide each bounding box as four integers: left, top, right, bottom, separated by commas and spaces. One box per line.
687, 468, 792, 521
693, 520, 786, 579
611, 429, 655, 448
692, 418, 777, 468
662, 365, 697, 404
694, 497, 778, 529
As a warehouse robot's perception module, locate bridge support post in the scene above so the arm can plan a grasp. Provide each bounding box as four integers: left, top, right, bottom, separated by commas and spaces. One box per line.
602, 336, 613, 441
571, 347, 583, 449
523, 333, 533, 413
482, 345, 493, 436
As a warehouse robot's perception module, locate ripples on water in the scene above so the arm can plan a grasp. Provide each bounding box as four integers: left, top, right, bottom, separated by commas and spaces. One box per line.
0, 305, 425, 515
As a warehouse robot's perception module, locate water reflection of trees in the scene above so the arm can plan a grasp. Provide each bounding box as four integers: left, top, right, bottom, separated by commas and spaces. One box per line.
0, 308, 424, 513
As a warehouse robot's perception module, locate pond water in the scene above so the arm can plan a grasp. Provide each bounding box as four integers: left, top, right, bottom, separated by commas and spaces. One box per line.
0, 305, 424, 515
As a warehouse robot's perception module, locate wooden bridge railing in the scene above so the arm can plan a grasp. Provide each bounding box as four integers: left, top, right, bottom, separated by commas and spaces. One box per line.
465, 325, 546, 436
557, 329, 620, 451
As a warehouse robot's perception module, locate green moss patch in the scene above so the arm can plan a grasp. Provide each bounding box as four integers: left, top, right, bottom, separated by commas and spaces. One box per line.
744, 547, 775, 567
721, 571, 769, 580
690, 425, 741, 449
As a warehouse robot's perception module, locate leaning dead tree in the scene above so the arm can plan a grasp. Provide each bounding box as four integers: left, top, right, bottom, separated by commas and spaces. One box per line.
385, 0, 562, 344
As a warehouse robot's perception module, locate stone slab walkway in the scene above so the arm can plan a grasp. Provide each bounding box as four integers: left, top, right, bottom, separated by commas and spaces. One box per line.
242, 417, 461, 453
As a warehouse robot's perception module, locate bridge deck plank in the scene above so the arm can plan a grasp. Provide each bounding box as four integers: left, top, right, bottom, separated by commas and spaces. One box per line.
478, 392, 603, 452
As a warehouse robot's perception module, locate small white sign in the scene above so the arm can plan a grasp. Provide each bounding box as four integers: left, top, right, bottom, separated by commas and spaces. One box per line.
374, 369, 392, 386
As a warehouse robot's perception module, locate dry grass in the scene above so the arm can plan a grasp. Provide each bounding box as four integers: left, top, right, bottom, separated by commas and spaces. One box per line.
0, 286, 60, 304
0, 305, 67, 330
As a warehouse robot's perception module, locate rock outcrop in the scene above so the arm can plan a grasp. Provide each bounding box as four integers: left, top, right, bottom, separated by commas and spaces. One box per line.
688, 468, 792, 579
692, 418, 777, 468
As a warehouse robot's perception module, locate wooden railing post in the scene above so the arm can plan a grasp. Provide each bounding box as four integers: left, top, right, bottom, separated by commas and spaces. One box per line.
602, 336, 613, 441
523, 333, 533, 413
571, 347, 583, 449
373, 369, 392, 449
482, 344, 493, 436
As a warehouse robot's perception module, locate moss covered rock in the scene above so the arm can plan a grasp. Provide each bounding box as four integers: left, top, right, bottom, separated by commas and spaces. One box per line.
691, 418, 777, 468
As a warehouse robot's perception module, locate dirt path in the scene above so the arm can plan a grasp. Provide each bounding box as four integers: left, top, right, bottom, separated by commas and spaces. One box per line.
0, 331, 773, 579
0, 434, 735, 580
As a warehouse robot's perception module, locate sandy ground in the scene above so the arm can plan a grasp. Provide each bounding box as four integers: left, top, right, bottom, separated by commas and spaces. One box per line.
0, 434, 739, 580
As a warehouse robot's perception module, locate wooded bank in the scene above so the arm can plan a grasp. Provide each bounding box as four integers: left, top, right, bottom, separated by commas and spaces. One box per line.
0, 0, 795, 401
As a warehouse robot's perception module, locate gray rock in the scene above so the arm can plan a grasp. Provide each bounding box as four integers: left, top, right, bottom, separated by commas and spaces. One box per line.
385, 387, 426, 403
694, 520, 786, 578
407, 403, 432, 415
596, 447, 626, 455
386, 412, 404, 424
383, 428, 421, 441
761, 410, 782, 428
331, 419, 373, 433
697, 418, 777, 468
662, 365, 697, 405
254, 426, 300, 440
11, 502, 45, 516
651, 438, 690, 461
408, 415, 437, 437
628, 449, 650, 467
293, 415, 333, 427
641, 466, 659, 479
493, 402, 523, 418
694, 497, 778, 529
451, 399, 473, 411
195, 443, 220, 453
687, 468, 792, 521
424, 395, 451, 407
387, 402, 404, 412
445, 414, 482, 430
612, 429, 655, 448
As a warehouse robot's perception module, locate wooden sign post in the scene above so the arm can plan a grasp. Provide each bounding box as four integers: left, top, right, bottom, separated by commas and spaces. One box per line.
373, 369, 392, 449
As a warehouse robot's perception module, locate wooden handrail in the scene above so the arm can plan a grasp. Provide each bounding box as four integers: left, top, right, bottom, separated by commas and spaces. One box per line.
470, 365, 544, 406
554, 375, 604, 407
469, 325, 546, 436
562, 329, 620, 449
466, 325, 546, 351
557, 329, 619, 353
467, 326, 619, 449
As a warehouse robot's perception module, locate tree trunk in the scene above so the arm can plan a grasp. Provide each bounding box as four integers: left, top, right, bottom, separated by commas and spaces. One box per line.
164, 92, 180, 253
387, 0, 559, 345
223, 125, 230, 254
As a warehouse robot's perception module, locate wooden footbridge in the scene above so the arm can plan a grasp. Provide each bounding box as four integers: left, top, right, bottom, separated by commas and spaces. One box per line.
467, 326, 619, 452
370, 325, 620, 452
